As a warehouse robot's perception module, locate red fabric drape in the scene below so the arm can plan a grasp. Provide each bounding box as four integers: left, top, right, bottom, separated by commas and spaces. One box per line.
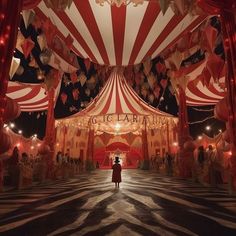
198, 0, 236, 188
0, 0, 23, 154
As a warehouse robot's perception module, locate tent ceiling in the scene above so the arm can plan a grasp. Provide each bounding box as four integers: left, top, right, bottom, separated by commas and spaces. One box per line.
185, 61, 225, 106
7, 81, 61, 112
35, 0, 206, 66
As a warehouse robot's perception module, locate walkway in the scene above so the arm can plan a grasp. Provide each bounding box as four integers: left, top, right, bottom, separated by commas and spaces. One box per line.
0, 170, 236, 236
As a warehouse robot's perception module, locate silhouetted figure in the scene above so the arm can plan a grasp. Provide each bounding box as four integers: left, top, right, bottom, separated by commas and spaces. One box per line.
112, 156, 122, 188
197, 146, 205, 168
96, 161, 100, 169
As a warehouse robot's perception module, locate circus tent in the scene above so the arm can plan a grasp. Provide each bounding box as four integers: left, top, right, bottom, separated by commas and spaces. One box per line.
56, 70, 178, 167
56, 70, 177, 134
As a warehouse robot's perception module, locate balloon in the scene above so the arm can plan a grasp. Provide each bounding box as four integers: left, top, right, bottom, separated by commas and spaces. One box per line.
3, 97, 21, 122
184, 140, 196, 152
214, 97, 228, 121
206, 54, 225, 81
38, 143, 50, 155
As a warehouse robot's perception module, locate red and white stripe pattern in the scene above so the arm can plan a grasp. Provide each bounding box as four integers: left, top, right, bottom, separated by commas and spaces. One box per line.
6, 81, 61, 112
185, 61, 226, 106
78, 70, 173, 117
35, 0, 207, 66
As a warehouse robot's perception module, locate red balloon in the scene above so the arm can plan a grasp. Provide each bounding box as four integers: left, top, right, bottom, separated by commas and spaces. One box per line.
3, 97, 21, 122
184, 140, 196, 152
0, 131, 12, 155
214, 97, 228, 121
38, 143, 50, 155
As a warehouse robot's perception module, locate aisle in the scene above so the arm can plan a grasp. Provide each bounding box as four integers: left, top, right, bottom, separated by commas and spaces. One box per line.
0, 170, 236, 236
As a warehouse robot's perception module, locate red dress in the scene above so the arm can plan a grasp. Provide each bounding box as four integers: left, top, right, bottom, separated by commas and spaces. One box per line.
112, 163, 121, 183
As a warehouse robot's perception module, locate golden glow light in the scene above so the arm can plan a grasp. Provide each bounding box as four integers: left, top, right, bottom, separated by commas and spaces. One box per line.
205, 126, 211, 131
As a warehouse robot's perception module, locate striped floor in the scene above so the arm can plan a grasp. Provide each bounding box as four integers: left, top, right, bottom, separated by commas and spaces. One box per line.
0, 170, 236, 236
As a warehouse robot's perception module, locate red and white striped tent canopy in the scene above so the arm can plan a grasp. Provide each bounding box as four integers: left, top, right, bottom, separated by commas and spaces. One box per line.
6, 81, 61, 112
35, 0, 207, 66
56, 70, 177, 134
185, 61, 226, 106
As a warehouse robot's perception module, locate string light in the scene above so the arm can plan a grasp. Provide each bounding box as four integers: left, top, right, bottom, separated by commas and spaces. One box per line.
18, 130, 22, 134
198, 136, 203, 140
10, 123, 15, 128
205, 126, 211, 131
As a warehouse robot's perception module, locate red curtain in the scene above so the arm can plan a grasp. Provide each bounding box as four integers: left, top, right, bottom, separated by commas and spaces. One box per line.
0, 0, 22, 131
0, 0, 41, 156
198, 0, 236, 187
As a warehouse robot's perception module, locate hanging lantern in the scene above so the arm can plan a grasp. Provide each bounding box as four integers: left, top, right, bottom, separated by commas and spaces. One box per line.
3, 97, 21, 122
0, 131, 12, 154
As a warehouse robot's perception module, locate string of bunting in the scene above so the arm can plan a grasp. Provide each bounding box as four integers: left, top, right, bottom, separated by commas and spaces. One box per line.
188, 115, 215, 125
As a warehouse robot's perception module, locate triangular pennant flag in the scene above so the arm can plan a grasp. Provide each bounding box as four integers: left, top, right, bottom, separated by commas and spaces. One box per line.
143, 58, 152, 76
79, 73, 87, 87
37, 34, 47, 51
22, 10, 35, 29
84, 58, 91, 72
65, 34, 74, 49
169, 50, 183, 70
206, 53, 225, 81
159, 0, 170, 15
202, 67, 211, 87
21, 37, 35, 58
174, 0, 187, 15
70, 72, 78, 84
16, 31, 25, 53
60, 93, 67, 105
9, 57, 20, 79
204, 25, 218, 53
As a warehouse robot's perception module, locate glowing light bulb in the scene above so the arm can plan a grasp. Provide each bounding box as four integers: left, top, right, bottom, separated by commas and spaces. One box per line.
18, 130, 22, 134
205, 126, 211, 131
10, 123, 15, 128
198, 136, 203, 140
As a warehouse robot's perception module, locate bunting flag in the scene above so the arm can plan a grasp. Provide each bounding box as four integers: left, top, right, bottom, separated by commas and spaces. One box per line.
21, 37, 35, 58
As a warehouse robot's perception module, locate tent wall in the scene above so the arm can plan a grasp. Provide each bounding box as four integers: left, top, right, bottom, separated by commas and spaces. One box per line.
55, 125, 89, 161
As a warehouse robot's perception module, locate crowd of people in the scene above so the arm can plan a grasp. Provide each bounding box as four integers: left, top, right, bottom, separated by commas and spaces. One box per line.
1, 147, 85, 190
149, 145, 228, 188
